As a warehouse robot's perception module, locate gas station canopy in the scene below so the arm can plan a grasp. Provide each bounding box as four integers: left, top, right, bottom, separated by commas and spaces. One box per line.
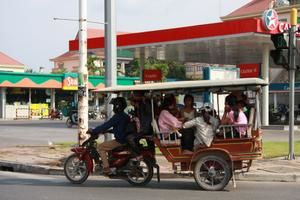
68, 18, 298, 65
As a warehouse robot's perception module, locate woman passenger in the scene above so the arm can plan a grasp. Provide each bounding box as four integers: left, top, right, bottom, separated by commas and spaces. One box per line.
180, 94, 196, 154
158, 94, 182, 139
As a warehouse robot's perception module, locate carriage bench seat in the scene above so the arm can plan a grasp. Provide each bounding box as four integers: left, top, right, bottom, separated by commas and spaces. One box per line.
155, 132, 181, 147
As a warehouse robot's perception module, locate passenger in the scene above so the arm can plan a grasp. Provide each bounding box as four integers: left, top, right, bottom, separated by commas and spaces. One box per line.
125, 92, 154, 160
240, 93, 251, 118
158, 94, 183, 139
88, 97, 129, 175
183, 106, 219, 149
180, 94, 196, 121
180, 94, 196, 154
168, 94, 181, 118
221, 100, 248, 138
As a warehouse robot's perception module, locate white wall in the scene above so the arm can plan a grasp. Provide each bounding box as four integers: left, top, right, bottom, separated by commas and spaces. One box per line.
0, 65, 25, 72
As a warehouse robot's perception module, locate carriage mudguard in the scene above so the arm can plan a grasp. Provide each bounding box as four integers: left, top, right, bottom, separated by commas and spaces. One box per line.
192, 148, 232, 163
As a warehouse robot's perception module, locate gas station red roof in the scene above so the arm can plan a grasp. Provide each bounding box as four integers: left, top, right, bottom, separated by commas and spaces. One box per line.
68, 18, 296, 65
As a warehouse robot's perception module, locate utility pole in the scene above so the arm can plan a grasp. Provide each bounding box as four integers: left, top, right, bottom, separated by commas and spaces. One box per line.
287, 8, 297, 160
104, 0, 117, 141
78, 0, 88, 144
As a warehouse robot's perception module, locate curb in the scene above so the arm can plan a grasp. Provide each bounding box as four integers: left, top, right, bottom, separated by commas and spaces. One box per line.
1, 160, 299, 182
235, 172, 299, 182
262, 125, 300, 130
0, 161, 64, 176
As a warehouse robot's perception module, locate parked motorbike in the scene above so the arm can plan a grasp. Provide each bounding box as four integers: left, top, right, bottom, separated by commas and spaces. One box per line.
49, 109, 63, 120
64, 133, 158, 186
99, 110, 107, 120
88, 110, 98, 120
269, 104, 289, 124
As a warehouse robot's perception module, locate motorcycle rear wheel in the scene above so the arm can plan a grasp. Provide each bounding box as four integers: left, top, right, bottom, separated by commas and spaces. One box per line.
127, 158, 153, 186
64, 154, 89, 184
66, 118, 72, 128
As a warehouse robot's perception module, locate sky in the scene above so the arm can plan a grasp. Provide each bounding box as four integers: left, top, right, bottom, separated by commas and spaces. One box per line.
0, 0, 250, 72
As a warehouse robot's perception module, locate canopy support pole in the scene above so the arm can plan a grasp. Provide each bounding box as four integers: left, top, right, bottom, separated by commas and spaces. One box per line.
261, 44, 270, 126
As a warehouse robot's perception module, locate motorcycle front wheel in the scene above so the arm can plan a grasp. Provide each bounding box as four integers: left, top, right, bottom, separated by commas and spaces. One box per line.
127, 158, 153, 186
64, 154, 89, 184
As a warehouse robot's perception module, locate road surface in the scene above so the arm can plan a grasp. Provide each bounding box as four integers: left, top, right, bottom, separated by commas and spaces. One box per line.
0, 171, 299, 200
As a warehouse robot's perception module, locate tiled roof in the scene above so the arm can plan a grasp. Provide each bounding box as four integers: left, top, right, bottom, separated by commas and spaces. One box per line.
222, 0, 270, 20
0, 51, 25, 66
50, 51, 105, 61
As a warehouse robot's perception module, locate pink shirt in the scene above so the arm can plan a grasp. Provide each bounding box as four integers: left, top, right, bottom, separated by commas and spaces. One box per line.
158, 110, 182, 134
228, 110, 248, 135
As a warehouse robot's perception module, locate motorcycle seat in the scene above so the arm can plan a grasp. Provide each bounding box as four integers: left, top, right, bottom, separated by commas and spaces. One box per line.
111, 144, 128, 152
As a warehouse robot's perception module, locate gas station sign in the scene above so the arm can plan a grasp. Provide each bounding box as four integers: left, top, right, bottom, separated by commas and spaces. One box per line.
237, 63, 261, 78
143, 69, 162, 82
262, 9, 300, 33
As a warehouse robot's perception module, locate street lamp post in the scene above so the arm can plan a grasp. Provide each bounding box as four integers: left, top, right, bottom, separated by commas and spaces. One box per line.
104, 0, 117, 141
77, 0, 89, 144
287, 8, 297, 160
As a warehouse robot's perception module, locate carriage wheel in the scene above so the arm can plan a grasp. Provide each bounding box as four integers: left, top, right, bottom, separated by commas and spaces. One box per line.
194, 155, 231, 191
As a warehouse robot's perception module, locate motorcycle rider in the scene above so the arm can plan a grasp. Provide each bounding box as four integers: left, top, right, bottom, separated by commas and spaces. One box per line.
88, 97, 130, 175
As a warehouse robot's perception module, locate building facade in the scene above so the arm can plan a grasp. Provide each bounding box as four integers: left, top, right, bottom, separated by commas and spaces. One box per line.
0, 72, 137, 119
0, 52, 25, 73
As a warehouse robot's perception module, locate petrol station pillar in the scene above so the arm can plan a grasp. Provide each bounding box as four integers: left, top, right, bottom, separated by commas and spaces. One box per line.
262, 44, 270, 126
50, 89, 56, 109
0, 88, 6, 119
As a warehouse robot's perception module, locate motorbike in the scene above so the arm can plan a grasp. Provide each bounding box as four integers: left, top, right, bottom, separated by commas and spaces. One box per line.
66, 110, 98, 128
64, 133, 159, 186
99, 110, 107, 120
66, 110, 78, 128
269, 104, 289, 124
88, 110, 98, 120
49, 109, 63, 120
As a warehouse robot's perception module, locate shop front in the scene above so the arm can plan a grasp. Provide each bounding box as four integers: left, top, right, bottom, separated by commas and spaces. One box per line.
0, 72, 137, 119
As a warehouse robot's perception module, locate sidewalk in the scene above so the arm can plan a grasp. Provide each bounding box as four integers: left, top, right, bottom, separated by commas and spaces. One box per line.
0, 145, 299, 182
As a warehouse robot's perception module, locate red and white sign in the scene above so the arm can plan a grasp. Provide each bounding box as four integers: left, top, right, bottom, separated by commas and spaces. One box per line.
237, 63, 261, 78
262, 9, 300, 34
143, 69, 162, 82
262, 9, 279, 31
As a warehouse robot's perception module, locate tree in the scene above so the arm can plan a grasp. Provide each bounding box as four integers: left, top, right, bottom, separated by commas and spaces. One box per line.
166, 61, 186, 80
145, 57, 169, 81
52, 63, 67, 74
126, 58, 140, 77
125, 57, 188, 81
86, 54, 104, 75
25, 68, 34, 73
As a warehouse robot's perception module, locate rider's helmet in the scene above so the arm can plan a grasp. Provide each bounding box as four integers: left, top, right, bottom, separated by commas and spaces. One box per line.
110, 97, 127, 114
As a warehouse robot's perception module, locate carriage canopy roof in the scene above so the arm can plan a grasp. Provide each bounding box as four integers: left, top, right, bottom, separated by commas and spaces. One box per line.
94, 78, 268, 93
